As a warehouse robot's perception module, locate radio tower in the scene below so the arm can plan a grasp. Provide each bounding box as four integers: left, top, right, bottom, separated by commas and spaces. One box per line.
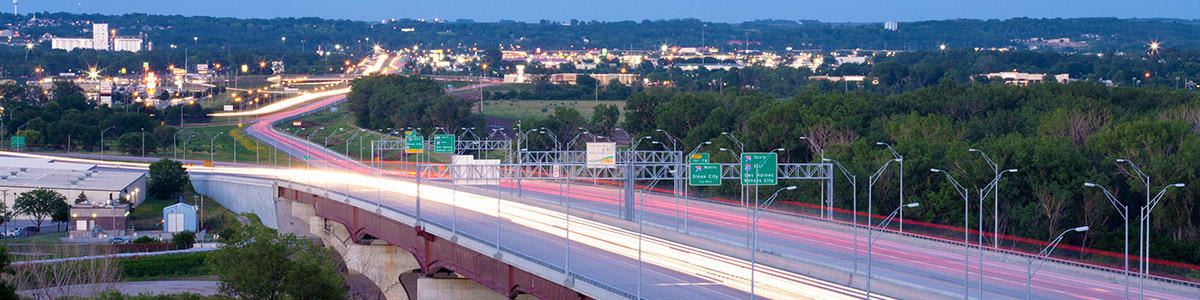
12, 0, 16, 15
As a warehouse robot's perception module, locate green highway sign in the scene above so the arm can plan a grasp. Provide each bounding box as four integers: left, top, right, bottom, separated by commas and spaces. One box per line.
689, 153, 709, 164
405, 131, 424, 154
741, 153, 777, 185
303, 155, 310, 160
10, 136, 24, 149
434, 134, 455, 153
689, 163, 721, 186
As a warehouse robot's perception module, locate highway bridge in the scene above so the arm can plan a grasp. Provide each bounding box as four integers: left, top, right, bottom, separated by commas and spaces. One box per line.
204, 81, 1200, 299
21, 55, 1199, 299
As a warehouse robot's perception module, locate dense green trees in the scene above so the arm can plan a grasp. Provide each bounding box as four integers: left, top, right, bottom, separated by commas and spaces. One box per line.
207, 223, 346, 300
149, 159, 190, 199
346, 74, 482, 131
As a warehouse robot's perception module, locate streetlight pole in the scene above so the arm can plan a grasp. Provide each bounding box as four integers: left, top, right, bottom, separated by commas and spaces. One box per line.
932, 168, 971, 299
969, 148, 1003, 248
684, 141, 712, 232
868, 158, 900, 273
721, 131, 748, 242
140, 128, 145, 159
210, 132, 224, 164
173, 129, 189, 160
878, 142, 904, 232
182, 134, 197, 161
868, 203, 921, 299
345, 129, 364, 200
1027, 226, 1090, 299
1139, 181, 1184, 299
749, 186, 797, 300
975, 167, 1016, 297
1084, 182, 1131, 299
825, 158, 859, 274
100, 126, 116, 161
800, 136, 828, 218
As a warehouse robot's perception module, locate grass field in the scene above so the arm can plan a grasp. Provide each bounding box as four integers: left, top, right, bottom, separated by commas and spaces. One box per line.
478, 99, 625, 121
173, 125, 301, 166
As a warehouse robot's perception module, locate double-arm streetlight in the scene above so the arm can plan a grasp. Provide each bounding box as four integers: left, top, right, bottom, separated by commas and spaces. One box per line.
182, 133, 198, 161
824, 158, 860, 273
749, 185, 798, 300
537, 128, 562, 151
173, 129, 191, 160
1084, 182, 1130, 299
877, 142, 904, 231
721, 132, 751, 240
566, 127, 592, 151
655, 129, 681, 152
1117, 158, 1184, 300
1027, 226, 1089, 299
974, 166, 1016, 296
305, 127, 325, 170
970, 148, 1011, 247
868, 202, 921, 299
868, 158, 901, 272
931, 168, 971, 299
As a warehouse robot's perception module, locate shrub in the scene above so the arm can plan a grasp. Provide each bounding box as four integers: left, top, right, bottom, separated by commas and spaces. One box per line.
131, 236, 159, 244
171, 231, 196, 249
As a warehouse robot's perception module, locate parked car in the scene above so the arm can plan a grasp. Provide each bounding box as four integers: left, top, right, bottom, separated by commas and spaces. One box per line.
109, 237, 129, 244
10, 226, 39, 237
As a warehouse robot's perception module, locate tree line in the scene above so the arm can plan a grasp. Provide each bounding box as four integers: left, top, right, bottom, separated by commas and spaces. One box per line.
1, 81, 212, 154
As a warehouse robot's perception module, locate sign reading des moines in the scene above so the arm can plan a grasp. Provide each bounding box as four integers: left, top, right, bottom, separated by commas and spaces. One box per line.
741, 153, 777, 185
405, 131, 423, 154
434, 134, 455, 153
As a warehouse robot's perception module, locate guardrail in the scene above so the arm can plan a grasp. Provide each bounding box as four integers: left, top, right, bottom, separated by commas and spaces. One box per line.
274, 176, 640, 299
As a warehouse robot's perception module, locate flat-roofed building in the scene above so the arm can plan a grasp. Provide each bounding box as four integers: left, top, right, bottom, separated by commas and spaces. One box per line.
0, 157, 147, 221
70, 204, 130, 236
978, 72, 1070, 86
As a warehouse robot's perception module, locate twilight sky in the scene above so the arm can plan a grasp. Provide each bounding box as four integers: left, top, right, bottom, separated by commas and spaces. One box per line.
20, 0, 1200, 23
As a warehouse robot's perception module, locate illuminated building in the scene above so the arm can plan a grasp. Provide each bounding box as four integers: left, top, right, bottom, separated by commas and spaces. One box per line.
50, 23, 143, 52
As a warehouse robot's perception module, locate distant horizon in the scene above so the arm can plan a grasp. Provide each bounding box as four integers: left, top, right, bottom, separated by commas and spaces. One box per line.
13, 11, 1200, 25
15, 0, 1200, 24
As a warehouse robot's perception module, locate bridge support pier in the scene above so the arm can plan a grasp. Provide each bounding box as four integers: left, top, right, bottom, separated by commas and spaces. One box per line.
282, 197, 422, 300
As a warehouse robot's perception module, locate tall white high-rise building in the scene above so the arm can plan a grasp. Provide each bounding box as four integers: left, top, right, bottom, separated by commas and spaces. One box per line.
92, 23, 109, 50
884, 21, 898, 31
